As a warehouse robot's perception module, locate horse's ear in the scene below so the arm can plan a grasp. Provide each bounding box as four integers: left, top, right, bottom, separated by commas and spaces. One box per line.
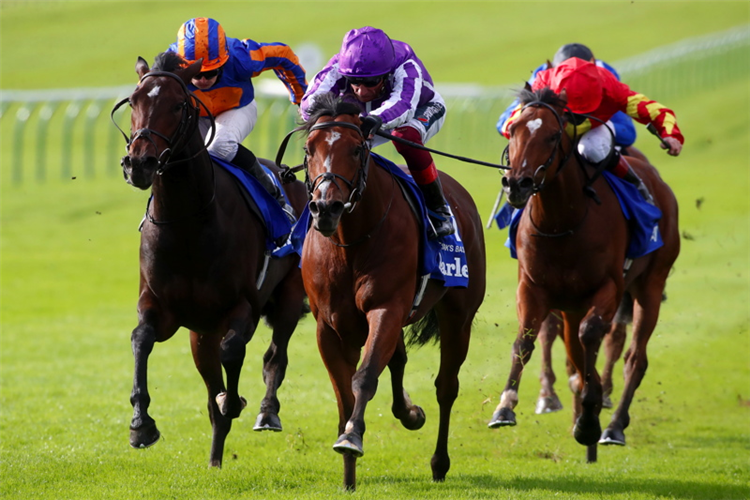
545, 59, 553, 70
559, 88, 569, 106
524, 81, 532, 92
179, 59, 204, 85
135, 57, 150, 79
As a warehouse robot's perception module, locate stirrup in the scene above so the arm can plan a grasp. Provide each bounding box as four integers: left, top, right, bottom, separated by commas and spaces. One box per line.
427, 209, 455, 239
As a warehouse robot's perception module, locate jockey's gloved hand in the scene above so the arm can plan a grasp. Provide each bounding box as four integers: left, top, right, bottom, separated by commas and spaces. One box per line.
361, 115, 383, 138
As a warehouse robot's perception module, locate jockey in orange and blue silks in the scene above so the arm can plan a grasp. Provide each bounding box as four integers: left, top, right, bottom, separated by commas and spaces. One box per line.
300, 26, 454, 239
168, 17, 307, 220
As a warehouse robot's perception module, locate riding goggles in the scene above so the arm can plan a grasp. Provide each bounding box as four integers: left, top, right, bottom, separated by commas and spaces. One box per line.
347, 75, 386, 87
194, 68, 220, 80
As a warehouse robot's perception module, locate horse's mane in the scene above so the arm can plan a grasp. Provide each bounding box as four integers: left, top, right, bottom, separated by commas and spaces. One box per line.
516, 86, 566, 108
151, 51, 187, 73
302, 94, 362, 132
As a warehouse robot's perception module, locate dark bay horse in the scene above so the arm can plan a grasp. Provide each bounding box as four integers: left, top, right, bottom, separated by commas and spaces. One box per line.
489, 87, 679, 462
298, 95, 486, 490
114, 53, 308, 467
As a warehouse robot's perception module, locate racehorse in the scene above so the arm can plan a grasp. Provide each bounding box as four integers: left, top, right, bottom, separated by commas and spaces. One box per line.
298, 94, 486, 489
535, 147, 653, 416
113, 52, 308, 467
489, 87, 679, 462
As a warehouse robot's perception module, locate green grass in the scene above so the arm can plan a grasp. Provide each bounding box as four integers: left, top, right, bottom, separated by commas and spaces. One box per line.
2, 1, 750, 499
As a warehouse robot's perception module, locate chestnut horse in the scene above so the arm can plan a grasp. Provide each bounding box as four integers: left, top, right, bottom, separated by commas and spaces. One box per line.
489, 88, 679, 462
114, 52, 308, 467
298, 95, 486, 489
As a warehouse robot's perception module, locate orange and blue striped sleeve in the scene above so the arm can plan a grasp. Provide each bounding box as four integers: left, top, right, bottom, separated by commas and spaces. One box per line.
248, 42, 308, 104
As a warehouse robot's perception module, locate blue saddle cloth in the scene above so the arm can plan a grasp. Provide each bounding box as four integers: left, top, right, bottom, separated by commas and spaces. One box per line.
495, 171, 663, 259
280, 153, 469, 288
211, 155, 293, 251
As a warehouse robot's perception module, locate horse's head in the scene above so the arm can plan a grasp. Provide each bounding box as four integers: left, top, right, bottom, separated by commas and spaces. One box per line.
115, 53, 203, 190
302, 95, 370, 237
501, 86, 572, 208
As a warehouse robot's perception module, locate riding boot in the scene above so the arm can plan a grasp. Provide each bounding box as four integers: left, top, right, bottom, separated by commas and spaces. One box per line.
610, 154, 655, 205
233, 146, 296, 222
419, 177, 455, 239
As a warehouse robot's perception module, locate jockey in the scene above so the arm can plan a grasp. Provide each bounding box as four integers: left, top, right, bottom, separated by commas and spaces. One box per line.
497, 43, 636, 152
169, 17, 308, 220
500, 56, 684, 203
300, 26, 454, 238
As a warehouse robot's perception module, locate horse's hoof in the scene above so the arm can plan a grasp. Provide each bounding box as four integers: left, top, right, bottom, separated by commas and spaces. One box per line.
215, 392, 247, 418
573, 414, 602, 446
602, 394, 614, 409
599, 427, 626, 446
400, 405, 426, 431
488, 407, 516, 428
333, 433, 364, 458
129, 422, 161, 449
253, 412, 282, 432
535, 395, 563, 414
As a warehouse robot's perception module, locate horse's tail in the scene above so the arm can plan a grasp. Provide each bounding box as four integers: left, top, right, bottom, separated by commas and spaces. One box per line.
405, 310, 440, 347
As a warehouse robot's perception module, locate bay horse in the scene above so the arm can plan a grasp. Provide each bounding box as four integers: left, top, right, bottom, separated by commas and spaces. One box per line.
114, 52, 308, 467
489, 87, 679, 462
298, 95, 486, 490
535, 144, 654, 415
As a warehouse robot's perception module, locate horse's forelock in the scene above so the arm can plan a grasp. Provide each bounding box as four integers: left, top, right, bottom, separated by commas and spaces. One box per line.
517, 87, 566, 109
303, 94, 362, 132
151, 51, 188, 73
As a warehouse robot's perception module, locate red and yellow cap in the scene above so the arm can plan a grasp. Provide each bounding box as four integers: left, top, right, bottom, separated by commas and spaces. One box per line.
548, 57, 602, 114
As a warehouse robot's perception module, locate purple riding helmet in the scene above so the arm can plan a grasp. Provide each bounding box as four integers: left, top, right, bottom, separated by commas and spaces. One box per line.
338, 27, 396, 78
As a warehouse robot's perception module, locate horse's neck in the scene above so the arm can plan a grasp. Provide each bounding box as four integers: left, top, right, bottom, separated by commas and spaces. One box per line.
337, 160, 393, 245
149, 138, 215, 222
530, 155, 589, 228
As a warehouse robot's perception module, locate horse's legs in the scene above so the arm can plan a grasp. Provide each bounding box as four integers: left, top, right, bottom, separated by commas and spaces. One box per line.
489, 285, 547, 428
129, 320, 160, 448
190, 330, 231, 468
536, 312, 564, 414
215, 312, 254, 419
601, 286, 662, 446
254, 272, 306, 432
600, 320, 627, 409
316, 320, 358, 490
431, 310, 472, 481
333, 309, 403, 459
388, 333, 426, 431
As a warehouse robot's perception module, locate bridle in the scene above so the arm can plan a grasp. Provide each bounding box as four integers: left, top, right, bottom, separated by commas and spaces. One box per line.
306, 120, 371, 213
111, 70, 219, 226
111, 70, 215, 175
305, 119, 395, 247
501, 100, 575, 195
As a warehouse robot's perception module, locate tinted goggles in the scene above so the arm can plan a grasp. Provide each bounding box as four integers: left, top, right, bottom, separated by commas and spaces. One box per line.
347, 75, 385, 87
194, 69, 220, 80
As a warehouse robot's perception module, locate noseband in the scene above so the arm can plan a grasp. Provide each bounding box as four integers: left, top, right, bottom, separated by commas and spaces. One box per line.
111, 71, 215, 174
306, 120, 371, 213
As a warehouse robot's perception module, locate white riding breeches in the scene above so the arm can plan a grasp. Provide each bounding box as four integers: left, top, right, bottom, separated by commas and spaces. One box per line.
577, 120, 615, 164
198, 100, 258, 161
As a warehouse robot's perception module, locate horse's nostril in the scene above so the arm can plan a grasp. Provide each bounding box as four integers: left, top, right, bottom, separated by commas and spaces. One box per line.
308, 201, 319, 215
329, 201, 345, 217
121, 156, 131, 167
520, 178, 534, 189
501, 176, 510, 188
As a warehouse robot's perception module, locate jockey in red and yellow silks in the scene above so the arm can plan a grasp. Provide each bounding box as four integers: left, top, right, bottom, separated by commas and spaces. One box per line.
500, 57, 683, 156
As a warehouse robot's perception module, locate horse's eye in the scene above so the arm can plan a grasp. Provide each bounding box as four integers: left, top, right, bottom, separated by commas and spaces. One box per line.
303, 146, 310, 156
173, 103, 184, 114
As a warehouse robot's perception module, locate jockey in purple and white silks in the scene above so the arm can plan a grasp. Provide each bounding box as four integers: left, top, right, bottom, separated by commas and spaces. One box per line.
300, 26, 454, 238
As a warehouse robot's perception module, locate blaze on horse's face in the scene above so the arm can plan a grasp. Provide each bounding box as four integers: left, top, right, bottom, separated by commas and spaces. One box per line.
501, 102, 566, 209
121, 57, 202, 190
305, 117, 366, 237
